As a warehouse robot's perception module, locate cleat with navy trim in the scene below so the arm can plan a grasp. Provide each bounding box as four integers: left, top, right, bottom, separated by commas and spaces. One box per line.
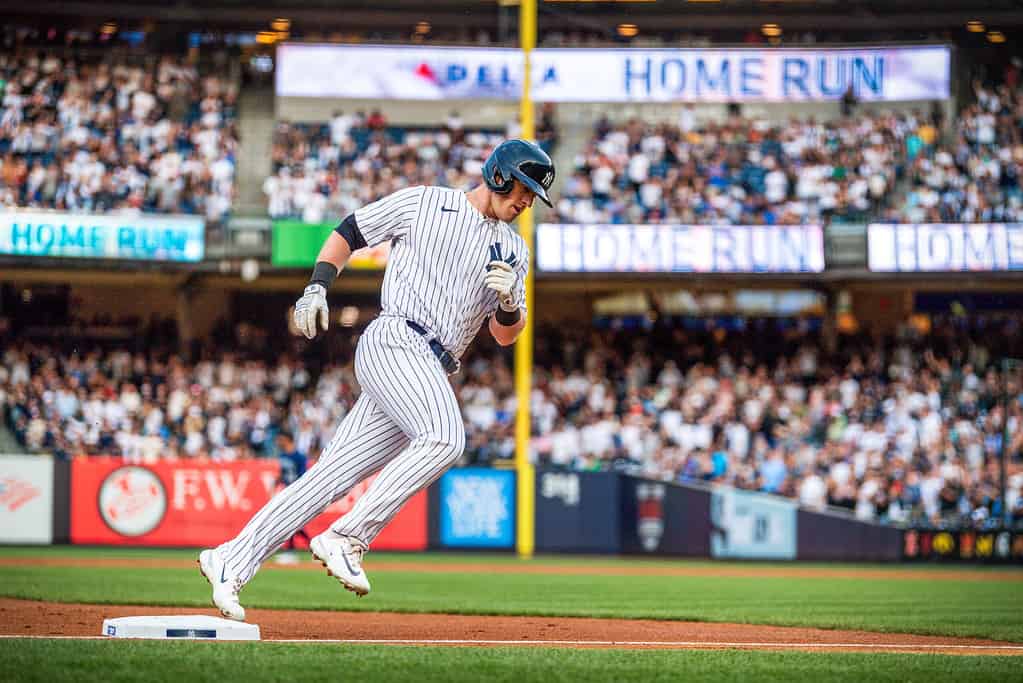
198, 549, 246, 621
310, 530, 371, 596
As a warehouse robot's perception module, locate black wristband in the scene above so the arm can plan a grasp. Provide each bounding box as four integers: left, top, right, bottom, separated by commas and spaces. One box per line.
494, 306, 521, 326
310, 261, 339, 289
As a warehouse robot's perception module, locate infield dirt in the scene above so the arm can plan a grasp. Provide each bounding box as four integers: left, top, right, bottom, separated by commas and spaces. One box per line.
2, 598, 1021, 656
4, 556, 1021, 655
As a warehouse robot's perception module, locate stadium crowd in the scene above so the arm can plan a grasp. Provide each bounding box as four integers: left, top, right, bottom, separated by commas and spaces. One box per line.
894, 79, 1023, 224
558, 77, 1023, 228
264, 104, 559, 223
1, 314, 1021, 530
556, 109, 923, 226
0, 50, 238, 227
521, 315, 1023, 531
0, 340, 327, 464
264, 113, 503, 223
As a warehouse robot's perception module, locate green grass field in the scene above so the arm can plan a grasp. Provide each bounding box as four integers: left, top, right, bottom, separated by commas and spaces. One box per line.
3, 640, 1022, 683
1, 546, 1021, 682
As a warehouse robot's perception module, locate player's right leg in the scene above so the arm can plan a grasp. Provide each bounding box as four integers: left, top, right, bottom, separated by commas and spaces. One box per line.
197, 393, 408, 620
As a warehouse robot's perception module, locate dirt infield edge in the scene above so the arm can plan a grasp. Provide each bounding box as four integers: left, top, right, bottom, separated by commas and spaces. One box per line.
1, 598, 1020, 656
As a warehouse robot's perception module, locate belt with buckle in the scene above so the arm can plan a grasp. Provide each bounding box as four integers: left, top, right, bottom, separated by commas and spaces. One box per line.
405, 320, 459, 374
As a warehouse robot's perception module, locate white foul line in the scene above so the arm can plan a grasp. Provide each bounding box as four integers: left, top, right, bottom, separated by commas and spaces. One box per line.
275, 639, 1023, 651
1, 635, 1022, 651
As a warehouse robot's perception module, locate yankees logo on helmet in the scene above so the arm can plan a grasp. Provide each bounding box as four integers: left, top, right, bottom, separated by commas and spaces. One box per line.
483, 139, 555, 207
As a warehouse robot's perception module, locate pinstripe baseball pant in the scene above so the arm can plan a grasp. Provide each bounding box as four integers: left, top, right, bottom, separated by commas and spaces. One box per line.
218, 316, 465, 583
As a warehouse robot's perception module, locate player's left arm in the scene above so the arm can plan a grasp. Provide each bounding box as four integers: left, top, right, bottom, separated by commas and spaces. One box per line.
487, 245, 528, 346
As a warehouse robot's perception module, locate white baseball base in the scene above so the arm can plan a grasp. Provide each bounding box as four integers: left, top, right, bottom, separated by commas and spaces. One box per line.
102, 615, 260, 640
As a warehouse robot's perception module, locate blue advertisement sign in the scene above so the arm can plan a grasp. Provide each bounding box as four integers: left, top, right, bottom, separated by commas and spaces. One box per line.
710, 487, 797, 559
0, 211, 205, 262
439, 469, 515, 548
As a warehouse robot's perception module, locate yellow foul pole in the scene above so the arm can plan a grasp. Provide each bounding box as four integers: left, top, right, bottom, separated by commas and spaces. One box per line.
515, 0, 537, 559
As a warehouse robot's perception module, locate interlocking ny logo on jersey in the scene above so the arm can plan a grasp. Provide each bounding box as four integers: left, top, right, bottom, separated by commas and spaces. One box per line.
487, 243, 517, 268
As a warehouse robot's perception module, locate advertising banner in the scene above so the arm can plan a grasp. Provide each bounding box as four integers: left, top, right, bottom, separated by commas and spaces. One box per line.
534, 46, 950, 103
277, 44, 950, 103
438, 468, 515, 548
271, 220, 389, 269
70, 458, 427, 549
277, 44, 523, 100
710, 487, 797, 559
868, 223, 1023, 272
534, 470, 621, 553
0, 212, 205, 262
537, 223, 825, 273
0, 455, 54, 544
902, 529, 1023, 564
619, 476, 712, 556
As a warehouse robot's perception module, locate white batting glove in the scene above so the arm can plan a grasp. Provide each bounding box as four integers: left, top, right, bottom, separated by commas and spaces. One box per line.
485, 260, 517, 311
293, 284, 329, 339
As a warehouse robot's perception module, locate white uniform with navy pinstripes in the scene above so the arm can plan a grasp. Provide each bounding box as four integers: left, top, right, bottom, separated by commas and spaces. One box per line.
219, 186, 528, 582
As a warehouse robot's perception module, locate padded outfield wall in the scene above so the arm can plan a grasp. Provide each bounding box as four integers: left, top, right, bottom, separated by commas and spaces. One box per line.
1, 456, 1018, 563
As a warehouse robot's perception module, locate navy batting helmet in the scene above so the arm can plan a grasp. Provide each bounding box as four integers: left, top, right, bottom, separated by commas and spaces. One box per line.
482, 139, 555, 207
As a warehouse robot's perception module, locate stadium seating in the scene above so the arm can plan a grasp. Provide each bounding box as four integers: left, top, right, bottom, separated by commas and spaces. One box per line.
264, 114, 506, 222
894, 82, 1023, 224
555, 111, 919, 226
263, 103, 560, 222
0, 51, 238, 227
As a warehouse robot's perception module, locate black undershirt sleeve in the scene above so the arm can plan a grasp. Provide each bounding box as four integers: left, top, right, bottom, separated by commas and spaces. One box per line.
334, 213, 367, 252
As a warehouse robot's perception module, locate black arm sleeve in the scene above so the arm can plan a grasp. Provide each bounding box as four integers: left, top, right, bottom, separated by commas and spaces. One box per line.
334, 213, 367, 252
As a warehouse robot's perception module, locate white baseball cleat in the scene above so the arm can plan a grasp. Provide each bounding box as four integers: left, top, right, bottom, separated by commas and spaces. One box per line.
310, 531, 371, 596
198, 549, 246, 621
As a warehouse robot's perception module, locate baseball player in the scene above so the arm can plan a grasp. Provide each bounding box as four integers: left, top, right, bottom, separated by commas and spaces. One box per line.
199, 139, 555, 621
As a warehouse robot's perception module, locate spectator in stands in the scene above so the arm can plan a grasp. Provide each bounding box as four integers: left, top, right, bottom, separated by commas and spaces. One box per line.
330, 109, 357, 146
366, 109, 387, 131
536, 103, 559, 155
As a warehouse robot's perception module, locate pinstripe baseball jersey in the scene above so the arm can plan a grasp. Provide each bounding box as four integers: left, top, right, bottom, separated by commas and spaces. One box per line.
355, 185, 528, 358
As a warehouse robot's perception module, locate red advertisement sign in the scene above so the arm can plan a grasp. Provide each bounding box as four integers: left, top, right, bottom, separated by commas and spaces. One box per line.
70, 457, 427, 550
